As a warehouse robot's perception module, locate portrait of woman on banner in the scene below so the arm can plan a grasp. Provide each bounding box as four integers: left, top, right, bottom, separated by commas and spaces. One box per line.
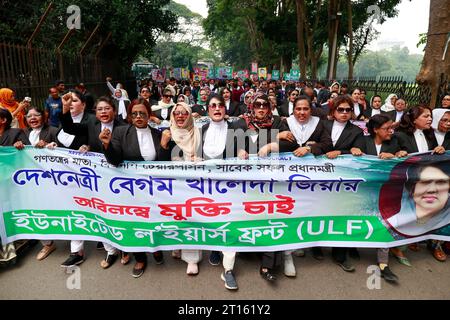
380, 155, 450, 237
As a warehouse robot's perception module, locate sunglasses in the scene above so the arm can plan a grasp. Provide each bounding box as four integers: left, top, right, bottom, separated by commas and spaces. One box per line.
253, 101, 270, 109
173, 111, 189, 116
336, 107, 353, 114
208, 103, 225, 109
131, 111, 148, 119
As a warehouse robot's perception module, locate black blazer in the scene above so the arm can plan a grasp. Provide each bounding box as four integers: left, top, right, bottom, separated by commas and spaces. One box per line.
201, 119, 248, 159
153, 106, 173, 121
396, 130, 437, 153
353, 103, 365, 121
386, 110, 405, 123
277, 101, 292, 118
362, 107, 389, 120
324, 120, 364, 154
225, 101, 242, 117
357, 135, 402, 156
60, 112, 125, 153
113, 100, 130, 124
245, 116, 290, 154
191, 104, 208, 117
56, 112, 97, 150
24, 125, 59, 144
103, 125, 170, 166
280, 118, 332, 156
443, 132, 450, 150
0, 128, 30, 146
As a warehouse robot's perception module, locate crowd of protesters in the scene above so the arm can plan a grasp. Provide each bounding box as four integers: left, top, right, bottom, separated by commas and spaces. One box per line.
1, 75, 450, 290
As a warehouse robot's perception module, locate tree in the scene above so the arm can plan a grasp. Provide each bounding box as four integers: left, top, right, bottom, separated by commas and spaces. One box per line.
416, 0, 450, 107
0, 0, 178, 71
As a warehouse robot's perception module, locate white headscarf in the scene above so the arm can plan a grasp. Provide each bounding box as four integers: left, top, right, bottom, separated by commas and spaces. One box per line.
113, 89, 129, 120
169, 102, 201, 161
381, 94, 398, 112
432, 109, 450, 131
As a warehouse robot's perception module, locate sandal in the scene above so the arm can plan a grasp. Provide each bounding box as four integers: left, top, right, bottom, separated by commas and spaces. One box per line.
390, 248, 412, 267
100, 253, 118, 269
260, 268, 276, 282
433, 248, 447, 262
408, 243, 420, 252
120, 252, 130, 265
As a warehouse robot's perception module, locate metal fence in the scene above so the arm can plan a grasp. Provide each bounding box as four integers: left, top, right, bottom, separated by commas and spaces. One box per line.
310, 76, 449, 107
0, 42, 137, 109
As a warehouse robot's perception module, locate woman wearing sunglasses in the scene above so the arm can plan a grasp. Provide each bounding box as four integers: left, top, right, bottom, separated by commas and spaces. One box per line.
201, 94, 248, 291
319, 95, 365, 268
243, 92, 290, 157
99, 98, 170, 278
151, 88, 175, 122
160, 102, 203, 275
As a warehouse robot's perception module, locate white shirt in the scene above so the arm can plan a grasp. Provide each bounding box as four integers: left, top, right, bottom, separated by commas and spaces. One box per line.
414, 129, 429, 153
371, 109, 381, 117
354, 103, 361, 118
161, 108, 169, 120
226, 100, 231, 111
203, 120, 227, 159
331, 121, 347, 147
288, 102, 294, 116
136, 127, 156, 161
375, 143, 382, 156
57, 112, 84, 148
435, 130, 446, 146
395, 111, 404, 123
29, 127, 42, 146
101, 121, 114, 133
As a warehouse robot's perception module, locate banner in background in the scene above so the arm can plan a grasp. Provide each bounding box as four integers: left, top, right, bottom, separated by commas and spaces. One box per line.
152, 69, 166, 83
272, 70, 280, 80
2, 148, 450, 252
251, 62, 258, 74
258, 68, 267, 79
216, 67, 233, 79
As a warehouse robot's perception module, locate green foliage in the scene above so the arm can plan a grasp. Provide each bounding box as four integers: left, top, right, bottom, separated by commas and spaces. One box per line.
148, 1, 220, 69
0, 0, 178, 68
203, 0, 402, 76
320, 46, 424, 82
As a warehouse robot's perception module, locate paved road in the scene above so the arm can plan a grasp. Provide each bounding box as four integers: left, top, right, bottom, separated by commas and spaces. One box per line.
1, 241, 450, 300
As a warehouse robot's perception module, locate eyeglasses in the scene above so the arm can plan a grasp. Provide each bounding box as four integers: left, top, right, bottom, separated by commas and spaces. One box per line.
173, 111, 189, 116
131, 111, 148, 119
336, 107, 354, 114
208, 103, 225, 109
253, 101, 270, 109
